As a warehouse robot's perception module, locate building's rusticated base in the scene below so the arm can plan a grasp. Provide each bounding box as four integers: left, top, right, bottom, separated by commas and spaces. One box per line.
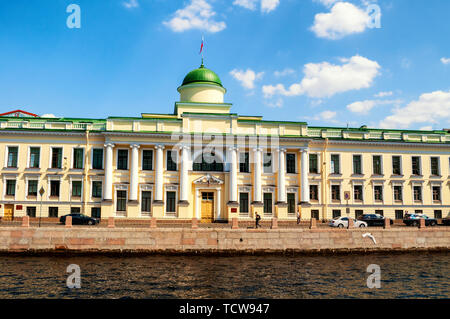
0, 226, 449, 255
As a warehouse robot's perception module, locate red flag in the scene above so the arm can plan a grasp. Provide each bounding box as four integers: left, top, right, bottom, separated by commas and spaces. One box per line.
199, 36, 204, 55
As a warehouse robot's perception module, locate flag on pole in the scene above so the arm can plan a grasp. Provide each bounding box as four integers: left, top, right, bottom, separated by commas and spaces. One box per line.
199, 36, 204, 55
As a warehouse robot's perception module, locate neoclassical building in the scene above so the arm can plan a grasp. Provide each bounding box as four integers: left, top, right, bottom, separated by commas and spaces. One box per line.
1, 63, 450, 223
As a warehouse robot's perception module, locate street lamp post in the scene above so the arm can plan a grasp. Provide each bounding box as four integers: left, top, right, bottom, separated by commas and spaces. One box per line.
39, 186, 45, 228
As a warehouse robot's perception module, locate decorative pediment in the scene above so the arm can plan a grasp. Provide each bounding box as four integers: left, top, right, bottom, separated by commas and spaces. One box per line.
193, 174, 224, 185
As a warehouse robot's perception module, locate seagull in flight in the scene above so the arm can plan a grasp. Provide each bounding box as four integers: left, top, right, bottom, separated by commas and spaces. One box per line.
363, 233, 377, 245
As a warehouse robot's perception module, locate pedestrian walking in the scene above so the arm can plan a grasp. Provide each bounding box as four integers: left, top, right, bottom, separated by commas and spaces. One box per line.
255, 213, 261, 229
297, 210, 301, 225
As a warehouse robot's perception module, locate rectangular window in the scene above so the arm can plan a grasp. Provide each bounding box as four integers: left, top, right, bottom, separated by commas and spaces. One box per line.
412, 156, 421, 175
286, 154, 296, 174
116, 190, 127, 211
310, 185, 319, 201
73, 148, 84, 169
431, 157, 440, 176
332, 210, 341, 219
415, 210, 423, 215
287, 193, 296, 215
239, 192, 249, 214
50, 180, 60, 197
166, 150, 177, 171
394, 186, 403, 201
28, 180, 38, 196
48, 207, 58, 218
375, 210, 384, 216
117, 150, 128, 170
166, 191, 176, 213
309, 154, 318, 174
413, 186, 422, 201
92, 149, 103, 170
29, 147, 40, 168
434, 210, 442, 219
239, 153, 250, 173
263, 153, 272, 173
142, 150, 153, 171
353, 155, 362, 174
26, 207, 36, 218
51, 148, 63, 169
6, 180, 16, 196
355, 210, 364, 219
311, 210, 319, 220
7, 146, 18, 168
91, 207, 101, 218
373, 155, 382, 175
395, 210, 404, 220
331, 185, 340, 201
392, 156, 402, 175
263, 193, 273, 215
374, 186, 383, 201
141, 191, 152, 212
71, 207, 81, 214
72, 181, 82, 197
354, 185, 363, 201
432, 186, 441, 201
331, 155, 340, 174
92, 181, 102, 198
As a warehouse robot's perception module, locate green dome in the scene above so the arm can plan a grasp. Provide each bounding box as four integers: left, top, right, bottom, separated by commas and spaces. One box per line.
182, 64, 223, 87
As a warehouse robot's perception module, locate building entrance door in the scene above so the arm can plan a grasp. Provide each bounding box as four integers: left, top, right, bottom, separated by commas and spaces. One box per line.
3, 205, 14, 221
201, 192, 214, 223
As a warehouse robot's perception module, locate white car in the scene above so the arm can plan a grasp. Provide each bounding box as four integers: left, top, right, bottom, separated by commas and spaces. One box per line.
329, 216, 367, 228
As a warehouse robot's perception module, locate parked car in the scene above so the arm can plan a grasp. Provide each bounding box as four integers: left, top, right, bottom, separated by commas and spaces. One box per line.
60, 213, 100, 226
329, 217, 367, 228
357, 214, 394, 227
442, 213, 450, 226
403, 213, 437, 227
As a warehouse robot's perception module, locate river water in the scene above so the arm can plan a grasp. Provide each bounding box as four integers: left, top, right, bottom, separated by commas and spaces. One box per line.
0, 252, 448, 299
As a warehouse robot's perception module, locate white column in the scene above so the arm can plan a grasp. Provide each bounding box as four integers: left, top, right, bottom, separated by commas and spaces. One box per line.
301, 149, 310, 203
217, 188, 221, 220
229, 147, 238, 203
253, 148, 262, 203
129, 144, 140, 202
277, 148, 287, 203
155, 145, 165, 202
104, 143, 115, 201
180, 146, 190, 202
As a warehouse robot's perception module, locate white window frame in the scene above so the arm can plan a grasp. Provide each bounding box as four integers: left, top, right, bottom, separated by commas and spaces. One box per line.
352, 154, 363, 175
286, 153, 297, 175
330, 154, 341, 175
391, 182, 404, 205
238, 151, 251, 174
5, 145, 20, 168
114, 185, 128, 217
141, 148, 155, 171
116, 148, 129, 171
392, 155, 403, 176
49, 147, 63, 170
27, 146, 41, 169
3, 175, 18, 200
25, 176, 40, 199
165, 149, 178, 172
309, 153, 321, 175
430, 182, 443, 204
164, 185, 178, 216
69, 177, 83, 202
411, 155, 422, 176
91, 147, 105, 170
351, 181, 364, 204
71, 147, 85, 170
90, 177, 103, 202
373, 183, 384, 204
412, 182, 424, 204
262, 152, 274, 174
308, 183, 320, 202
47, 176, 62, 201
330, 182, 342, 203
262, 187, 275, 217
372, 154, 384, 176
430, 156, 441, 176
286, 187, 299, 215
140, 184, 153, 216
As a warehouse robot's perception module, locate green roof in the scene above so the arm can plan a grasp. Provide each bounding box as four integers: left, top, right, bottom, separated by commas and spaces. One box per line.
181, 63, 222, 87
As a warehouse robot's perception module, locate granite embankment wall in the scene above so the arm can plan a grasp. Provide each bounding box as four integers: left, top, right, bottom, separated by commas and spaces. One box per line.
1, 226, 450, 254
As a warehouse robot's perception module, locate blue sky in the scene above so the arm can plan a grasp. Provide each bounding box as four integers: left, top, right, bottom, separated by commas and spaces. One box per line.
0, 0, 449, 130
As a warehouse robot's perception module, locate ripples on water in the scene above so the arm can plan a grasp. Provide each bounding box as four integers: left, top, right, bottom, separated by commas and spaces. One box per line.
0, 253, 448, 299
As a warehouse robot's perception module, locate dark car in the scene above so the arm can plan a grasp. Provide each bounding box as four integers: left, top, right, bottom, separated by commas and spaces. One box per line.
443, 213, 450, 226
403, 213, 437, 227
60, 213, 99, 226
358, 214, 394, 227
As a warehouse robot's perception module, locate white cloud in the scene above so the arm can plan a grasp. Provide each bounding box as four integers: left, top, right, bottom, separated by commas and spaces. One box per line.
347, 99, 402, 115
311, 2, 371, 40
262, 55, 381, 99
163, 0, 226, 33
261, 0, 280, 13
441, 57, 450, 65
233, 0, 258, 10
233, 0, 280, 13
314, 0, 339, 7
420, 126, 433, 131
274, 68, 295, 77
123, 0, 139, 9
319, 110, 337, 121
374, 91, 393, 98
41, 114, 57, 118
230, 69, 264, 90
265, 98, 284, 108
380, 90, 450, 129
